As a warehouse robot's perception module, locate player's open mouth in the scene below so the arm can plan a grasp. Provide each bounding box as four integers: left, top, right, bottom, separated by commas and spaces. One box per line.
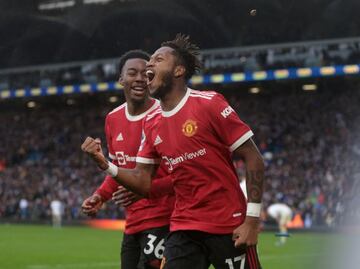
146, 70, 155, 84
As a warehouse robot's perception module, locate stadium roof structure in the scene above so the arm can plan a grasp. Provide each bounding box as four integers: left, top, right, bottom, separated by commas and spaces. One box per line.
1, 0, 360, 68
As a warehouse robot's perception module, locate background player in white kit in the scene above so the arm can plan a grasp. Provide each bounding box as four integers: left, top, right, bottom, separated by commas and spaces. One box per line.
267, 203, 293, 245
50, 197, 63, 228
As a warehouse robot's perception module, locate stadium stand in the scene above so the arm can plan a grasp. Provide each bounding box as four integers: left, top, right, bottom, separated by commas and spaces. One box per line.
1, 83, 359, 227
1, 37, 360, 92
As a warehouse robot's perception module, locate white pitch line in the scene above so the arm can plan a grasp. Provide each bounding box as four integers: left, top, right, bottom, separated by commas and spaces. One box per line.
27, 262, 119, 269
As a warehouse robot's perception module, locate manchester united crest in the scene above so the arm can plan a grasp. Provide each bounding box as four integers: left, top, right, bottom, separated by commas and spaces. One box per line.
182, 119, 198, 137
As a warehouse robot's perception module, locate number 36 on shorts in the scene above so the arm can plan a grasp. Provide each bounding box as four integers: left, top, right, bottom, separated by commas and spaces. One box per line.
144, 234, 165, 259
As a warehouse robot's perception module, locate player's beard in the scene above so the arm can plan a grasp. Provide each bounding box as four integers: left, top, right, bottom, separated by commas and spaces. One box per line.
150, 70, 173, 100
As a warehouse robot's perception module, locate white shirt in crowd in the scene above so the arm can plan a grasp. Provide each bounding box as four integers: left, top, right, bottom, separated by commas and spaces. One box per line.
50, 200, 63, 216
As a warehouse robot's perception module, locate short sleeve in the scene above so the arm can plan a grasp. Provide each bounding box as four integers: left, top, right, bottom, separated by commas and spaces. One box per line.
105, 115, 116, 161
208, 93, 253, 152
136, 120, 161, 164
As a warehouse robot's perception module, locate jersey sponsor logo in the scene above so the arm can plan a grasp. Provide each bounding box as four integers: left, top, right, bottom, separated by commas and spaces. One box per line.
115, 151, 136, 166
182, 119, 198, 137
154, 135, 163, 146
116, 132, 124, 141
162, 148, 206, 171
221, 105, 235, 118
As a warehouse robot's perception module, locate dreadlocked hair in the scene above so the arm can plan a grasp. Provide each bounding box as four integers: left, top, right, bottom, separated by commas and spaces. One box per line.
161, 34, 202, 80
118, 49, 150, 73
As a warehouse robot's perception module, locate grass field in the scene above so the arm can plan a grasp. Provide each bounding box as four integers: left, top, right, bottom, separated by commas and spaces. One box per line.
0, 224, 338, 269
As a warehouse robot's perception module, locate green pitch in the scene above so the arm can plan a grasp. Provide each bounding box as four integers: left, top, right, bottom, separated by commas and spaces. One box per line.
0, 224, 337, 269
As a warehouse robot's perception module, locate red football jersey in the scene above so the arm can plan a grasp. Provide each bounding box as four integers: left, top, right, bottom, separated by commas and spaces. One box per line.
137, 89, 253, 234
95, 99, 175, 234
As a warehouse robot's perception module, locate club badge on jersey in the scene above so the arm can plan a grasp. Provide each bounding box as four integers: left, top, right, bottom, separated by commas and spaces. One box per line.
182, 119, 198, 137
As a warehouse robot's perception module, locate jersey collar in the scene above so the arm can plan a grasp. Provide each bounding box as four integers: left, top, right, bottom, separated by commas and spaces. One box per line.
162, 87, 191, 118
125, 99, 159, 121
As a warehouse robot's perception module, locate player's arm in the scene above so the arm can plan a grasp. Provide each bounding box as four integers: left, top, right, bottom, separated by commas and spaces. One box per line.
206, 93, 265, 247
232, 138, 265, 247
112, 173, 174, 206
234, 138, 265, 204
81, 136, 155, 197
82, 115, 121, 215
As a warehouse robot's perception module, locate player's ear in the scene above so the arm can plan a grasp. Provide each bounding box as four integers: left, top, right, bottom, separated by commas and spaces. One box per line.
118, 70, 125, 86
118, 75, 124, 86
174, 65, 186, 78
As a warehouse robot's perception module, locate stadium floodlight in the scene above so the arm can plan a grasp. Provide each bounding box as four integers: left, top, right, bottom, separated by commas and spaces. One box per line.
302, 84, 317, 91
38, 0, 76, 10
249, 87, 260, 94
83, 0, 114, 5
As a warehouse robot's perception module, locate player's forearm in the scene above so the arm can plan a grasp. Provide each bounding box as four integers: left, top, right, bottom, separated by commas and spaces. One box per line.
111, 167, 151, 197
94, 175, 119, 201
245, 156, 265, 203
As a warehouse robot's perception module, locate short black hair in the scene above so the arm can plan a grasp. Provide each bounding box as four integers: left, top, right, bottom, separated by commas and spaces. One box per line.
118, 49, 150, 73
161, 34, 202, 80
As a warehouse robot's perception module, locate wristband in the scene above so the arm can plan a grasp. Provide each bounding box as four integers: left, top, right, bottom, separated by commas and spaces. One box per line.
246, 202, 261, 217
105, 161, 118, 177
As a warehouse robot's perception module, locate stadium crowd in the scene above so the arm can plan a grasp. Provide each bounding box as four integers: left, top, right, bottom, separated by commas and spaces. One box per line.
0, 85, 359, 227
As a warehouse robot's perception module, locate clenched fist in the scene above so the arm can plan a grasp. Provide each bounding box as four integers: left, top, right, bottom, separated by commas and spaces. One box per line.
81, 137, 108, 170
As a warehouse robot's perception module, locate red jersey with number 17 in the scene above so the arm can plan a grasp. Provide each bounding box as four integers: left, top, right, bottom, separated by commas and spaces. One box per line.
136, 89, 253, 234
95, 99, 175, 234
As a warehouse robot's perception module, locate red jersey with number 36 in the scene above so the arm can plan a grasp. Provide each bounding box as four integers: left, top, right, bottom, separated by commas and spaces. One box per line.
95, 99, 175, 234
136, 89, 253, 234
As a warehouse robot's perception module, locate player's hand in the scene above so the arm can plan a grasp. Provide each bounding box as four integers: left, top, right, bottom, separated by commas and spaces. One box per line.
81, 137, 108, 170
232, 216, 260, 247
112, 186, 141, 207
81, 194, 104, 217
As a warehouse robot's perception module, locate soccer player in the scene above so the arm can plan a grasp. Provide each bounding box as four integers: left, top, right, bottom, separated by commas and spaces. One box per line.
81, 50, 174, 269
267, 203, 293, 245
50, 196, 63, 228
82, 35, 264, 269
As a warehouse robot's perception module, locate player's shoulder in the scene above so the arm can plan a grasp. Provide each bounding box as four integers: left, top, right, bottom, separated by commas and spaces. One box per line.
189, 89, 227, 104
107, 102, 126, 118
145, 107, 162, 123
189, 89, 219, 101
189, 89, 227, 109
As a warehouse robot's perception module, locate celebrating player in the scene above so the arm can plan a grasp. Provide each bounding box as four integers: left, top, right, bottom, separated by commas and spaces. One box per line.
81, 50, 174, 269
82, 35, 265, 269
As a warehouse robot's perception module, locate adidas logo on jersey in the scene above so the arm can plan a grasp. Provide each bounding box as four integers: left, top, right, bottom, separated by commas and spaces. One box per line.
116, 132, 124, 141
154, 135, 163, 146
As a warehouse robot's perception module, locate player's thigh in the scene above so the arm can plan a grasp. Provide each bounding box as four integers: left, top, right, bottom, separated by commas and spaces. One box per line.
138, 226, 170, 268
162, 231, 209, 269
121, 233, 141, 269
205, 234, 262, 269
280, 213, 292, 227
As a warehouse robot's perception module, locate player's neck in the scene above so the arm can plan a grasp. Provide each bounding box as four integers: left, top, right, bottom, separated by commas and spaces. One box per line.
126, 98, 153, 116
160, 83, 187, 112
